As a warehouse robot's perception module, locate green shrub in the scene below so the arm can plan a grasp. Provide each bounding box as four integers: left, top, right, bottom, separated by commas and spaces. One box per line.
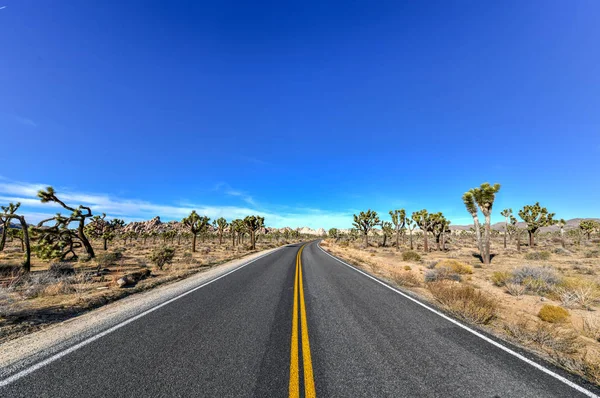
402, 251, 421, 262
404, 265, 412, 271
538, 305, 570, 323
584, 250, 599, 259
96, 251, 123, 268
435, 259, 472, 274
491, 271, 511, 287
524, 251, 551, 261
149, 246, 175, 270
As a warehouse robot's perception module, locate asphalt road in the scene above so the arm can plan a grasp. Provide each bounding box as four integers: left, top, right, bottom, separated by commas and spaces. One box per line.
1, 241, 598, 397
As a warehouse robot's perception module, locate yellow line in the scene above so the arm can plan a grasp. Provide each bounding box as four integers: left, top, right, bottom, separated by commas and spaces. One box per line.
298, 245, 317, 397
289, 249, 300, 398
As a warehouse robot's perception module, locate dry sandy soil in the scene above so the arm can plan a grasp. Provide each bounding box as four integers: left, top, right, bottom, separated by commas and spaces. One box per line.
0, 236, 297, 343
321, 234, 600, 386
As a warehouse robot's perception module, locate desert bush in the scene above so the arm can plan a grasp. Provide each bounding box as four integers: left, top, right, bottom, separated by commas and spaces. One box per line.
524, 251, 551, 261
551, 353, 600, 386
0, 287, 16, 317
149, 246, 175, 270
96, 251, 123, 268
43, 280, 76, 296
583, 317, 600, 342
491, 271, 511, 287
553, 278, 600, 310
391, 271, 421, 287
338, 240, 349, 248
510, 265, 561, 294
584, 249, 599, 259
425, 268, 461, 283
427, 281, 497, 324
402, 251, 421, 262
503, 320, 581, 354
553, 247, 571, 256
435, 259, 472, 275
404, 265, 412, 271
48, 262, 75, 277
538, 305, 570, 323
0, 264, 21, 277
505, 282, 527, 297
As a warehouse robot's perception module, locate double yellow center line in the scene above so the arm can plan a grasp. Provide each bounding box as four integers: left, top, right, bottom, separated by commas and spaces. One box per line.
289, 244, 316, 398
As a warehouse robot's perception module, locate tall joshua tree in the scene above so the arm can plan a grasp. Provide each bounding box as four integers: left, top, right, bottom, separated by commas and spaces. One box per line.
389, 209, 406, 249
579, 219, 599, 241
213, 217, 229, 245
0, 202, 31, 272
352, 210, 380, 247
182, 210, 210, 252
85, 214, 125, 250
462, 183, 501, 265
411, 210, 434, 252
380, 221, 394, 247
38, 187, 96, 258
432, 214, 451, 251
500, 208, 512, 249
518, 202, 555, 247
406, 218, 416, 250
244, 215, 264, 250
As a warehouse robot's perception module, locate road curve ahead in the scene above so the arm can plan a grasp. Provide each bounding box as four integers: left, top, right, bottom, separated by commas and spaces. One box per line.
1, 241, 598, 397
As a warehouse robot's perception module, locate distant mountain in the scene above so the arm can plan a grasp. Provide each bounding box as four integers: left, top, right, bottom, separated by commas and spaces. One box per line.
451, 218, 600, 232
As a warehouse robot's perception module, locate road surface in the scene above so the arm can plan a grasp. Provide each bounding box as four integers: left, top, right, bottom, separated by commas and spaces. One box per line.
1, 241, 598, 397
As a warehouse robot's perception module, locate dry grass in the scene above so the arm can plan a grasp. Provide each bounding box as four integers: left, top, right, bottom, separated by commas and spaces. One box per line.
390, 271, 421, 287
427, 281, 498, 325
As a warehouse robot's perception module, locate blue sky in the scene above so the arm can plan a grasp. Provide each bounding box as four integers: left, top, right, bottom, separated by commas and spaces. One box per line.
1, 1, 599, 228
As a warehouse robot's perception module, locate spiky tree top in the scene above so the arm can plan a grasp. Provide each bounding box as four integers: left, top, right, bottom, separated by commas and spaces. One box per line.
381, 221, 394, 237
389, 209, 406, 230
412, 210, 447, 234
352, 210, 380, 235
462, 183, 501, 217
1, 202, 21, 216
182, 210, 210, 234
38, 187, 93, 219
328, 228, 339, 238
214, 217, 229, 233
500, 208, 512, 218
518, 202, 555, 233
243, 215, 265, 233
580, 219, 599, 235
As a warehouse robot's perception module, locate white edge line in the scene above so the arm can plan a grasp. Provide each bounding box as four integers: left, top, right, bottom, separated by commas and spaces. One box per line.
0, 247, 284, 387
317, 243, 598, 398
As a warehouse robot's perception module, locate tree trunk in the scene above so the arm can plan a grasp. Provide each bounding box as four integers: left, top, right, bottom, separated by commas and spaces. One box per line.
192, 234, 197, 252
395, 228, 400, 250
560, 228, 565, 248
251, 231, 256, 250
409, 230, 414, 250
219, 233, 223, 245
103, 238, 108, 250
78, 221, 95, 258
423, 232, 429, 252
232, 232, 236, 247
516, 231, 521, 251
529, 231, 535, 247
364, 232, 368, 247
382, 234, 387, 247
0, 221, 7, 251
503, 225, 507, 249
483, 214, 491, 265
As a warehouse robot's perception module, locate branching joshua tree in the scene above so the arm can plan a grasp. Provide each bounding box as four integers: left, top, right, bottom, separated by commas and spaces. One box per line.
389, 209, 406, 249
500, 208, 513, 249
462, 182, 501, 265
506, 216, 522, 251
518, 202, 555, 247
0, 202, 31, 272
352, 210, 380, 247
580, 219, 599, 241
230, 219, 242, 246
411, 210, 433, 252
243, 215, 264, 250
213, 217, 229, 245
36, 187, 96, 259
432, 215, 451, 251
182, 210, 210, 252
380, 221, 394, 247
328, 228, 339, 239
85, 214, 125, 250
406, 218, 416, 250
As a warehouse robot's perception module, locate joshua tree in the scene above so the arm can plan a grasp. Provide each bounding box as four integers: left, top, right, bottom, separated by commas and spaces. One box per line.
462, 182, 501, 265
411, 210, 433, 252
389, 209, 406, 249
518, 202, 555, 247
243, 215, 264, 250
406, 218, 416, 250
85, 214, 125, 250
506, 216, 522, 251
182, 210, 210, 252
432, 215, 451, 251
230, 219, 242, 246
37, 187, 96, 259
213, 217, 229, 245
500, 208, 512, 249
0, 202, 20, 251
556, 218, 567, 248
328, 228, 339, 239
352, 210, 380, 247
579, 219, 599, 241
380, 221, 394, 247
0, 202, 31, 272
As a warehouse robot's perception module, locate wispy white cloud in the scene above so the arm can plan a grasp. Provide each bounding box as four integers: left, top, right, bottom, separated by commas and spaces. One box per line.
214, 182, 256, 206
0, 179, 353, 229
14, 115, 37, 127
240, 156, 271, 166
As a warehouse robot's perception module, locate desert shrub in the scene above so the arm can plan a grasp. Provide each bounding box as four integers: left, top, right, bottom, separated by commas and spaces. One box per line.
435, 259, 472, 275
426, 261, 438, 269
524, 251, 551, 261
491, 271, 511, 287
503, 320, 582, 354
553, 277, 600, 309
391, 271, 421, 287
96, 251, 123, 268
149, 246, 175, 270
0, 264, 21, 277
553, 247, 571, 256
402, 251, 421, 262
583, 317, 600, 342
505, 282, 526, 296
510, 265, 561, 294
338, 241, 349, 248
427, 281, 497, 324
584, 250, 599, 259
43, 280, 76, 296
425, 268, 461, 283
404, 265, 412, 271
48, 262, 75, 277
538, 305, 570, 323
552, 353, 600, 386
